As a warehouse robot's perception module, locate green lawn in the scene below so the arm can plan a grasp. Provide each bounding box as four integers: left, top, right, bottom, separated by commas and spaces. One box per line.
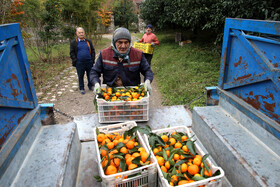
149, 31, 222, 108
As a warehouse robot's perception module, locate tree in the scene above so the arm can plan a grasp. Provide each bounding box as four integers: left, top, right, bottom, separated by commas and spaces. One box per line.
38, 0, 62, 62
140, 0, 280, 43
61, 0, 103, 40
97, 9, 113, 31
112, 0, 138, 28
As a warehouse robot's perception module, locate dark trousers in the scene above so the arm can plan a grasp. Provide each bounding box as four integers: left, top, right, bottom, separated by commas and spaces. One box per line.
144, 53, 153, 66
76, 61, 93, 90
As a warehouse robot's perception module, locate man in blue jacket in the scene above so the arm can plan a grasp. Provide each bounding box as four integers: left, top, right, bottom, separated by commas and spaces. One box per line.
90, 28, 153, 93
70, 27, 95, 95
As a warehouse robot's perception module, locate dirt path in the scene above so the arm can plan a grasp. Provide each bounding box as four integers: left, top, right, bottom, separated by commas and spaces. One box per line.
37, 34, 163, 124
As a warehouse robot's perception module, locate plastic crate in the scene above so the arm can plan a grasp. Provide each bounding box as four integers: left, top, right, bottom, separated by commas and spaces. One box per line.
133, 42, 154, 54
143, 126, 225, 187
96, 86, 149, 124
94, 121, 157, 187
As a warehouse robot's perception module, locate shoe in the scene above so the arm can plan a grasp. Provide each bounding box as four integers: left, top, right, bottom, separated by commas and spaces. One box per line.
80, 90, 85, 95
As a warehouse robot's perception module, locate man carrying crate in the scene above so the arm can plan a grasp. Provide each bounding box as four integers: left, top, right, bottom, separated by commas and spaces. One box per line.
139, 24, 159, 65
90, 28, 153, 94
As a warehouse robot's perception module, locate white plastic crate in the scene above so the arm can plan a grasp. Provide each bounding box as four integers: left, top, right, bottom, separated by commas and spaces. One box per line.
94, 121, 157, 187
96, 86, 150, 123
143, 126, 225, 187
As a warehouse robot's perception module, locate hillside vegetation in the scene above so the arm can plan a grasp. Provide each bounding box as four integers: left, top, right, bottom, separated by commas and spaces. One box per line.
144, 31, 221, 108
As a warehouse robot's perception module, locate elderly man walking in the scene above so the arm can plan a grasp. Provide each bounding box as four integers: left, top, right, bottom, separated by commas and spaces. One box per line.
90, 27, 153, 94
70, 27, 95, 95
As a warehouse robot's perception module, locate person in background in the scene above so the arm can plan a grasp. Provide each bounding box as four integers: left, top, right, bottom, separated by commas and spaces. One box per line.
139, 24, 159, 65
90, 27, 153, 94
70, 27, 95, 95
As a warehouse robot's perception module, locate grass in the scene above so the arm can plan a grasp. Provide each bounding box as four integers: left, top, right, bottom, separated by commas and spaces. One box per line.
26, 37, 111, 91
150, 30, 222, 108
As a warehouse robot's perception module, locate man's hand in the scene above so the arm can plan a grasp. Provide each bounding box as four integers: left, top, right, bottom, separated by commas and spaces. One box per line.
94, 83, 101, 94
151, 42, 155, 46
144, 80, 152, 93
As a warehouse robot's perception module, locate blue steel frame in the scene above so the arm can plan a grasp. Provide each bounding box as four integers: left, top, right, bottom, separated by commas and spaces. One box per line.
0, 23, 38, 148
219, 19, 280, 126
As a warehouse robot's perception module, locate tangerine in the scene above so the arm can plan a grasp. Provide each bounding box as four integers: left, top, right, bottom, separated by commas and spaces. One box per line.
126, 140, 135, 149
156, 156, 165, 166
169, 138, 176, 145
105, 165, 117, 175
165, 161, 171, 169
174, 142, 182, 148
100, 149, 107, 158
181, 135, 188, 142
161, 166, 167, 173
97, 133, 106, 143
161, 135, 169, 143
140, 151, 149, 162
178, 180, 189, 185
153, 148, 159, 155
193, 157, 201, 166
120, 147, 128, 154
173, 154, 180, 161
204, 169, 212, 177
128, 163, 138, 170
188, 164, 199, 175
182, 145, 189, 152
181, 163, 188, 173
107, 142, 115, 150
170, 175, 178, 183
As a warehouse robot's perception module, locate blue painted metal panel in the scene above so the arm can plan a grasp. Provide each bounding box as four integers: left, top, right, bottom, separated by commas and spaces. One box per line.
219, 18, 280, 125
0, 23, 38, 148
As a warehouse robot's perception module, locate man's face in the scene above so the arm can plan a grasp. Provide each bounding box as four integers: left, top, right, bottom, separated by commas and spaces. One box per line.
146, 27, 152, 34
115, 39, 130, 54
76, 29, 85, 39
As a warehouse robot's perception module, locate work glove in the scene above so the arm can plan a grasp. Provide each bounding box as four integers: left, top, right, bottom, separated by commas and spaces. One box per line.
94, 83, 101, 94
144, 80, 152, 93
151, 42, 155, 46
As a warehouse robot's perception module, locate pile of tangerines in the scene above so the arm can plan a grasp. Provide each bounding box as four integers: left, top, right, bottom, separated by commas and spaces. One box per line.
97, 85, 147, 102
96, 128, 152, 178
149, 131, 217, 186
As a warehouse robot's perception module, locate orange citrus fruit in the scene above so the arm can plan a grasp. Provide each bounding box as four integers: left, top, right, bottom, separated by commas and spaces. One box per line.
97, 133, 106, 143
181, 163, 188, 173
126, 140, 135, 149
188, 164, 199, 175
105, 165, 117, 175
128, 163, 138, 170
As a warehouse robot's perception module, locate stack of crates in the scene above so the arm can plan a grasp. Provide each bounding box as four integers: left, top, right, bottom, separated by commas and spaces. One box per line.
94, 121, 157, 187
133, 42, 154, 54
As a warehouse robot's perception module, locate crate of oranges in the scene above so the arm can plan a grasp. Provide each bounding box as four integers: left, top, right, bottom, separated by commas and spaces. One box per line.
143, 126, 225, 187
93, 121, 157, 187
133, 41, 154, 54
95, 85, 149, 123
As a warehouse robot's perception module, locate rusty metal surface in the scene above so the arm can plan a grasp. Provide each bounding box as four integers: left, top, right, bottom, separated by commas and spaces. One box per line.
0, 23, 38, 149
0, 108, 41, 186
74, 105, 192, 142
219, 18, 280, 124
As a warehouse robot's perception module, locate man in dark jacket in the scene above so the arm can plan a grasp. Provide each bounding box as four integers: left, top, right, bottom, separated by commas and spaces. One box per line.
90, 27, 153, 94
70, 27, 95, 94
